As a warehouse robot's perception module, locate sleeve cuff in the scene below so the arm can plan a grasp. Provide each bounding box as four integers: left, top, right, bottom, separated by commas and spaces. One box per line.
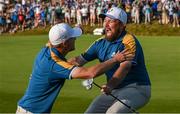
79, 54, 88, 63
69, 66, 79, 80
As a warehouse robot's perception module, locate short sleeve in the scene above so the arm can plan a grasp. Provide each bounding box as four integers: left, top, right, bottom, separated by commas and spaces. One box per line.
122, 34, 137, 65
51, 61, 76, 80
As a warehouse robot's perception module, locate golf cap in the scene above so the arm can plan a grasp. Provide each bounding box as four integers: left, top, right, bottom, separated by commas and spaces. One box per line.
99, 7, 127, 25
49, 23, 82, 45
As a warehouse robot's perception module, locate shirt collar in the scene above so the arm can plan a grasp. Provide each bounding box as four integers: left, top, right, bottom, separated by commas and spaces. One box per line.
46, 43, 66, 61
51, 48, 66, 59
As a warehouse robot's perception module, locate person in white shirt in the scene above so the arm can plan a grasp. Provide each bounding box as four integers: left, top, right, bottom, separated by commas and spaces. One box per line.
70, 6, 76, 24
81, 5, 88, 25
90, 4, 96, 26
76, 6, 82, 25
64, 5, 71, 24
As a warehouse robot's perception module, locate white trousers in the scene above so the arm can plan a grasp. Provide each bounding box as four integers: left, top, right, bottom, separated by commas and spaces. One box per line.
85, 83, 151, 113
16, 106, 33, 114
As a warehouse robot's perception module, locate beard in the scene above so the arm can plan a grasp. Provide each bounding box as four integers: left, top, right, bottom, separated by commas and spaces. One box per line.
69, 48, 75, 52
105, 29, 122, 42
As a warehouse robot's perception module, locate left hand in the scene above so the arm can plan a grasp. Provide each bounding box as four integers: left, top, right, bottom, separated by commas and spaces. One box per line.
113, 49, 134, 63
101, 84, 112, 95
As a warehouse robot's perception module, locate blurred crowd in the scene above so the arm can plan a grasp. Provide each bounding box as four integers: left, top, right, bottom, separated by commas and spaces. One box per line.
0, 0, 179, 34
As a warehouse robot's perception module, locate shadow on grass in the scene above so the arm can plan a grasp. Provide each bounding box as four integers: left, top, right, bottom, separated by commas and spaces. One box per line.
52, 96, 92, 113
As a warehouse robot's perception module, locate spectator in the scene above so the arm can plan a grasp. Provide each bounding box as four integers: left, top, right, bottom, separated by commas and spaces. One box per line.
34, 2, 41, 28
168, 2, 174, 24
96, 4, 103, 26
0, 11, 6, 33
89, 4, 96, 26
50, 4, 56, 26
152, 0, 158, 19
11, 8, 18, 33
5, 13, 11, 32
64, 5, 71, 24
0, 0, 5, 12
76, 6, 82, 25
132, 1, 140, 24
81, 5, 88, 25
40, 7, 46, 28
125, 2, 132, 23
172, 3, 179, 27
162, 3, 169, 24
70, 6, 76, 24
144, 3, 151, 24
18, 8, 25, 31
157, 1, 163, 24
46, 3, 51, 24
61, 4, 66, 22
29, 5, 35, 23
55, 2, 62, 21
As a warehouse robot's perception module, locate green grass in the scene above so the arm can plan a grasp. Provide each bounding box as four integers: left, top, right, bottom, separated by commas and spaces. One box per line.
0, 35, 180, 113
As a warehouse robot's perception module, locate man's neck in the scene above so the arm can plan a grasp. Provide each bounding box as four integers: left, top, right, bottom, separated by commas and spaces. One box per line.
56, 47, 67, 57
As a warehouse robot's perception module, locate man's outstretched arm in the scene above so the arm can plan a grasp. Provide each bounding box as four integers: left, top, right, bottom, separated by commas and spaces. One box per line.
71, 49, 134, 79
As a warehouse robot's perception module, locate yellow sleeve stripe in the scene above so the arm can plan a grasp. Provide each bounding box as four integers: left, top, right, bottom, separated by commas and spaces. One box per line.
50, 50, 74, 69
122, 34, 136, 56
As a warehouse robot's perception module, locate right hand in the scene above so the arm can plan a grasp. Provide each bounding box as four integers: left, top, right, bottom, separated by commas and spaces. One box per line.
101, 84, 112, 95
113, 49, 134, 63
67, 57, 80, 66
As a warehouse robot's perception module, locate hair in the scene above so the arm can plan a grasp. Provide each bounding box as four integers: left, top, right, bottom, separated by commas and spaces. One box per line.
50, 42, 63, 48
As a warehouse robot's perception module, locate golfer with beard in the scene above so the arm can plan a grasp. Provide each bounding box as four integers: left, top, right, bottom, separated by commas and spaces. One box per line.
69, 7, 151, 113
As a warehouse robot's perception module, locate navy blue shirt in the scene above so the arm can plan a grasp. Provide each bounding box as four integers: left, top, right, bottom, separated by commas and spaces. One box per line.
81, 31, 151, 88
18, 45, 76, 113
